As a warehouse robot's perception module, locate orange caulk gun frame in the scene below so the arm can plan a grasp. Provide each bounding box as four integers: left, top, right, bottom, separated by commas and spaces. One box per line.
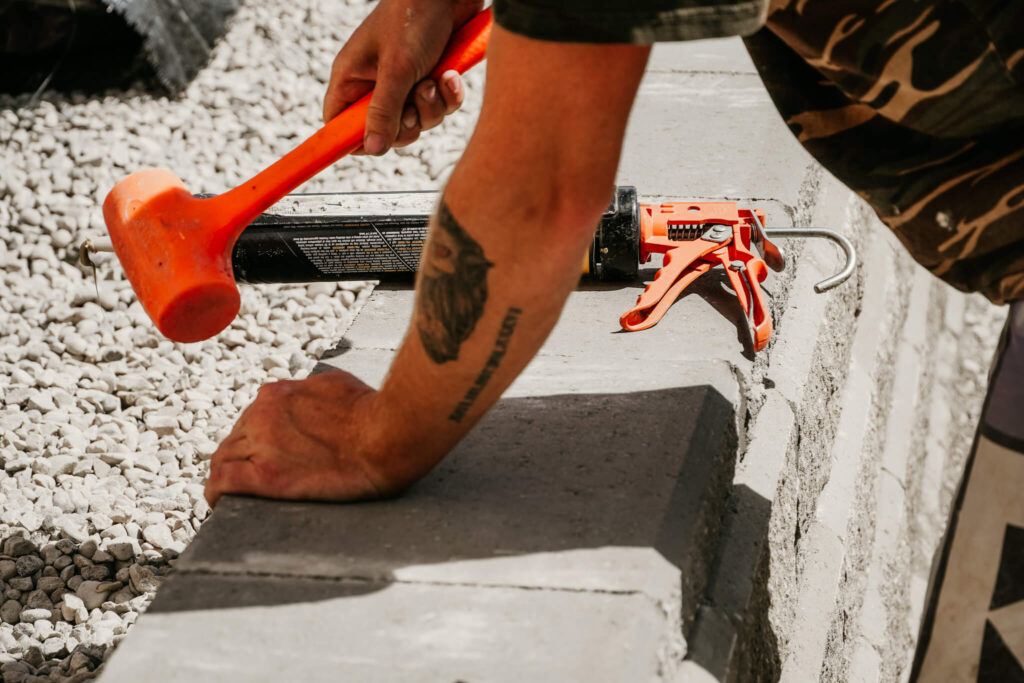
619, 199, 856, 351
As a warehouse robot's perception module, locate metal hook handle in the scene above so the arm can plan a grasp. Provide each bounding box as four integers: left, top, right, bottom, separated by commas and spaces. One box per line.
763, 227, 857, 293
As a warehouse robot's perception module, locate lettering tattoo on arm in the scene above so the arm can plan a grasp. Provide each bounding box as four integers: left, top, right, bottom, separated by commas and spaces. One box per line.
449, 307, 523, 423
415, 200, 494, 364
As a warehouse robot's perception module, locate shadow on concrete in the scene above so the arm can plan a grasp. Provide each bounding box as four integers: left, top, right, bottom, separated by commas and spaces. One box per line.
686, 484, 782, 682
610, 267, 757, 361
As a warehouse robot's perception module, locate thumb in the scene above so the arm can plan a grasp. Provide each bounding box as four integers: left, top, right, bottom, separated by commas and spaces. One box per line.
363, 59, 419, 156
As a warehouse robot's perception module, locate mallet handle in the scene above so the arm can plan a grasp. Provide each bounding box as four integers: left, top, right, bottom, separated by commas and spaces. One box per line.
204, 9, 494, 260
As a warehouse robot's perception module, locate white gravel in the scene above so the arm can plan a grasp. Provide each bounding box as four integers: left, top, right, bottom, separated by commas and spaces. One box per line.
0, 0, 483, 678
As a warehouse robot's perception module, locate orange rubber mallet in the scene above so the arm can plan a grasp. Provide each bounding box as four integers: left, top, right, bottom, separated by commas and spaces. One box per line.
102, 10, 493, 343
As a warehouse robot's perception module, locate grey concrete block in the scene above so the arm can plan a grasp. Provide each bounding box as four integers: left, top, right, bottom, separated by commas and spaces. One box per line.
101, 578, 670, 683
167, 377, 737, 602
684, 394, 794, 682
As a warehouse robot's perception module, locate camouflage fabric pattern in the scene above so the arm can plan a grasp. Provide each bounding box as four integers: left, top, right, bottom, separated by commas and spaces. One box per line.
745, 0, 1024, 304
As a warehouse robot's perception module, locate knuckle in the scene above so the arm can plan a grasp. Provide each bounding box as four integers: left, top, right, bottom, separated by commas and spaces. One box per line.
365, 101, 398, 127
381, 51, 416, 79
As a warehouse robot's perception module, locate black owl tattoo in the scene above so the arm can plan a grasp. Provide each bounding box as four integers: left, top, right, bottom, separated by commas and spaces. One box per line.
415, 201, 494, 364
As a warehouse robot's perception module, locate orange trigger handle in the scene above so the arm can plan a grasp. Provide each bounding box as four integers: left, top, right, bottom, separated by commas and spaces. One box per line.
619, 201, 777, 351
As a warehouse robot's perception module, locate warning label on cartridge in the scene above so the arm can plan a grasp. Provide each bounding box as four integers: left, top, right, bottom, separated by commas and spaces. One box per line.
293, 225, 426, 275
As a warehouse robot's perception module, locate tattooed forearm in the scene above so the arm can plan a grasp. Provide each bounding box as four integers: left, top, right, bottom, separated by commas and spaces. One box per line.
416, 200, 494, 364
449, 307, 523, 423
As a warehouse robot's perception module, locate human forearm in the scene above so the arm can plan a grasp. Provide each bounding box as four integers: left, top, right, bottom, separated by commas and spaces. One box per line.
205, 26, 649, 506
369, 171, 607, 486
365, 26, 651, 488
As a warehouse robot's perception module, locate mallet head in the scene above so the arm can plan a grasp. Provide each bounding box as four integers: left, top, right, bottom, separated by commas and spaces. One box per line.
103, 168, 241, 343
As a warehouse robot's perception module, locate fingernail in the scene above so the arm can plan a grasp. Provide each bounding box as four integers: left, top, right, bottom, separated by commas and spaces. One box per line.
445, 73, 461, 96
421, 83, 437, 102
364, 132, 386, 155
402, 109, 417, 129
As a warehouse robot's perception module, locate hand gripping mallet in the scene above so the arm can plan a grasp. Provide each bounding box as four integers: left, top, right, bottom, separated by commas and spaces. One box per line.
102, 10, 493, 343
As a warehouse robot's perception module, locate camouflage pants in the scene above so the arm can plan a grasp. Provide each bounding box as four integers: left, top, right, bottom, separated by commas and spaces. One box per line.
745, 0, 1024, 304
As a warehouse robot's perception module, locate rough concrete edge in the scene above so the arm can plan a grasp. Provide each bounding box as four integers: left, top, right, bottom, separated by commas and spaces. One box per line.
816, 228, 916, 683
715, 168, 871, 672
847, 264, 933, 683
681, 164, 874, 681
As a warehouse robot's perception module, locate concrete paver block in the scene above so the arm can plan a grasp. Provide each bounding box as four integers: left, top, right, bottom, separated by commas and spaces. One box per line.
99, 577, 671, 683
169, 375, 738, 600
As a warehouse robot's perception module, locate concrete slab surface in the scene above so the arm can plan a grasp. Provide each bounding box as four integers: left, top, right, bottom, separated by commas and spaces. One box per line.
101, 578, 670, 683
159, 369, 738, 598
617, 73, 814, 205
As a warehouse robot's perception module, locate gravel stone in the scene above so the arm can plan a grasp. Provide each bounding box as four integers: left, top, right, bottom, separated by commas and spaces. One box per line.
55, 517, 88, 544
105, 541, 139, 562
40, 638, 66, 659
22, 646, 42, 668
0, 562, 15, 582
38, 547, 61, 566
127, 565, 158, 594
33, 620, 52, 640
22, 591, 51, 611
13, 557, 42, 578
1, 600, 21, 623
141, 524, 173, 550
3, 539, 36, 558
59, 595, 85, 624
7, 579, 32, 593
73, 583, 108, 611
78, 566, 108, 582
90, 549, 113, 564
17, 610, 50, 624
67, 651, 91, 671
34, 456, 74, 478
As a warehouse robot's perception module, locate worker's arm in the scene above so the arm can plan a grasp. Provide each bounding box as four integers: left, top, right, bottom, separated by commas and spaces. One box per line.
204, 25, 650, 505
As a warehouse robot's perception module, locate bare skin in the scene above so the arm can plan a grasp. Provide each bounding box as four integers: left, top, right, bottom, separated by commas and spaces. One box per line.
204, 8, 650, 507
322, 0, 483, 154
